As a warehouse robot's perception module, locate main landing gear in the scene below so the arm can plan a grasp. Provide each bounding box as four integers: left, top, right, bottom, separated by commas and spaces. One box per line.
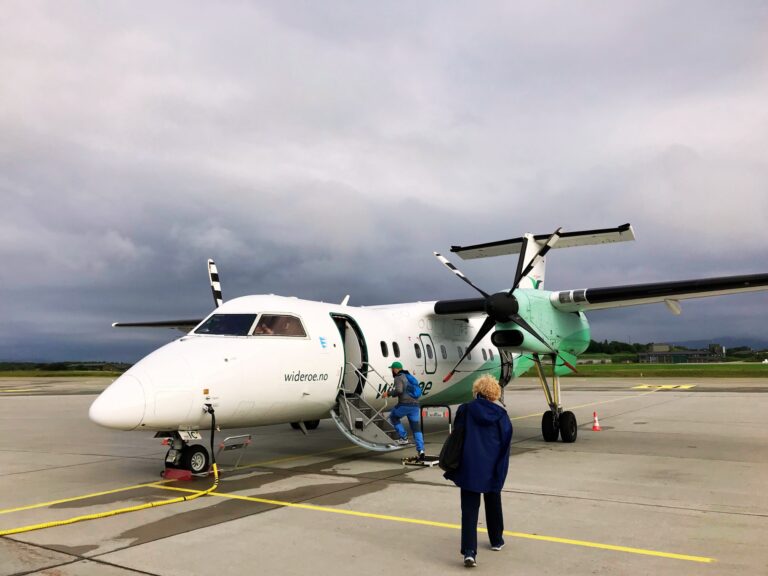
163, 433, 211, 474
533, 354, 578, 443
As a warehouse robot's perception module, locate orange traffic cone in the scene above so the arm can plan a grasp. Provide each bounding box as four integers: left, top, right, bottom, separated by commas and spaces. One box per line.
592, 411, 602, 431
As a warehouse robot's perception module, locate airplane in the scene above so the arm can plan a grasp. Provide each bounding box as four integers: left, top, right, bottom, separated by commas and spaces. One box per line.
89, 224, 768, 474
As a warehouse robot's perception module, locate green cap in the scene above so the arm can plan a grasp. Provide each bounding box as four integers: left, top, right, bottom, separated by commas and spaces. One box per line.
388, 361, 403, 370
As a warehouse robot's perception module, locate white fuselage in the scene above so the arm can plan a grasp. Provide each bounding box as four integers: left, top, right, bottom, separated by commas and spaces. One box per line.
90, 295, 503, 432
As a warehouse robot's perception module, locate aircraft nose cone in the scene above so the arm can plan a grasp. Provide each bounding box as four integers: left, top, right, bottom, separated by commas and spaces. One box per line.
89, 374, 146, 430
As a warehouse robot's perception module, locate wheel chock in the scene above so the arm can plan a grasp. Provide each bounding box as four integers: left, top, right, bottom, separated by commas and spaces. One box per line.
162, 468, 193, 481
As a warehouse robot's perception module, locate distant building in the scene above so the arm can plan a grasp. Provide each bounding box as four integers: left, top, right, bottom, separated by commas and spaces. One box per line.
638, 343, 726, 364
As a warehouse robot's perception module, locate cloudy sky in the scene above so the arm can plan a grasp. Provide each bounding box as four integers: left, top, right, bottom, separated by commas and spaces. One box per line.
1, 1, 767, 362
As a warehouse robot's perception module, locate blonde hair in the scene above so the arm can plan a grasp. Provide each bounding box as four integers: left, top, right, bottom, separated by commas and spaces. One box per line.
472, 374, 501, 402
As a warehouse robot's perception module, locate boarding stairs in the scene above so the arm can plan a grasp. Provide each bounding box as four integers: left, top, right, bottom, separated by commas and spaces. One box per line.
330, 363, 406, 452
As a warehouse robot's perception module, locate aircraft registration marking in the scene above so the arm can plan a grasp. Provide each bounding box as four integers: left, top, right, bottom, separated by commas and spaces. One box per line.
631, 385, 696, 390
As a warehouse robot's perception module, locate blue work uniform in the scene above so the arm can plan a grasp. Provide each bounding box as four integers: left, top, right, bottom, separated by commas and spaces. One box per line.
388, 370, 425, 453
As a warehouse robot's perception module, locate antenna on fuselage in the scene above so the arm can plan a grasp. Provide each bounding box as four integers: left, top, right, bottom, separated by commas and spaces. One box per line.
207, 259, 223, 308
340, 295, 350, 306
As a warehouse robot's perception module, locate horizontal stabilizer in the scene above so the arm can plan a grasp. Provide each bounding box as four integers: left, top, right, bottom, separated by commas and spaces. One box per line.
452, 224, 634, 260
112, 319, 202, 332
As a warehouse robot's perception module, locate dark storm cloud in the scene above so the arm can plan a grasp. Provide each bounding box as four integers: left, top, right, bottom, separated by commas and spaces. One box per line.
1, 1, 767, 361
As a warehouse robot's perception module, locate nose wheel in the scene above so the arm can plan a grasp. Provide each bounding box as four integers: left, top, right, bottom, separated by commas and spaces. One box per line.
164, 435, 211, 473
181, 444, 211, 473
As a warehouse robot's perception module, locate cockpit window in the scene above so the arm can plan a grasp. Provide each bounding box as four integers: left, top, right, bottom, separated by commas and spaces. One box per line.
252, 314, 307, 337
194, 314, 257, 336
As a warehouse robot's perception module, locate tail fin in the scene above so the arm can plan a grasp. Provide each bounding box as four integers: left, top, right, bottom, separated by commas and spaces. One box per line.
450, 224, 635, 291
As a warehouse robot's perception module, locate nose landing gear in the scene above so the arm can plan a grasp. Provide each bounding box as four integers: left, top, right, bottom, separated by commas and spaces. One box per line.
162, 432, 211, 474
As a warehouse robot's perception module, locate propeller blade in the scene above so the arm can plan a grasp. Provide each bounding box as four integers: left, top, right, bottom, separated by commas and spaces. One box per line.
434, 252, 489, 298
509, 313, 577, 373
443, 316, 496, 382
207, 259, 223, 308
510, 228, 562, 293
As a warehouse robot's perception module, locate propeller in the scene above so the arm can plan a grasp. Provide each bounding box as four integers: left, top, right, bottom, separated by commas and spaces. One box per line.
434, 227, 576, 382
207, 259, 223, 308
510, 228, 561, 292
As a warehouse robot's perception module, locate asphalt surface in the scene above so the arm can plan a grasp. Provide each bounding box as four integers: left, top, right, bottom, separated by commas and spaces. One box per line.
1, 377, 767, 575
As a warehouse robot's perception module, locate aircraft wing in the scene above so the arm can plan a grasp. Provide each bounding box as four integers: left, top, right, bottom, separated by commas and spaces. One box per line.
550, 273, 768, 312
112, 319, 203, 332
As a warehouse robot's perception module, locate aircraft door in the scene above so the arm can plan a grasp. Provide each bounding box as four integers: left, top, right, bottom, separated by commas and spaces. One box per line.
331, 314, 368, 395
419, 334, 437, 375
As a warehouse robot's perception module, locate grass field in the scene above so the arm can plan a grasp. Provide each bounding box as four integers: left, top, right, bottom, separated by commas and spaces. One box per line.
523, 362, 768, 378
0, 371, 123, 378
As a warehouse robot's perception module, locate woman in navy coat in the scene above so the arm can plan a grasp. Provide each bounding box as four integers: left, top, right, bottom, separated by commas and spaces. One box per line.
444, 375, 513, 567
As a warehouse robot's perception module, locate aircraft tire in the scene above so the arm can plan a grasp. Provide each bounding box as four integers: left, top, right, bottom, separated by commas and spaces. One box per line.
559, 411, 577, 443
181, 444, 210, 474
303, 420, 320, 430
541, 411, 559, 442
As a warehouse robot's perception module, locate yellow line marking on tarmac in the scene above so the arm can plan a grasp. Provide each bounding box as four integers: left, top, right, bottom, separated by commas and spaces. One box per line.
511, 388, 661, 421
154, 484, 714, 564
232, 443, 362, 469
0, 389, 37, 393
631, 385, 696, 390
0, 481, 170, 515
0, 388, 662, 518
0, 447, 367, 517
0, 466, 220, 537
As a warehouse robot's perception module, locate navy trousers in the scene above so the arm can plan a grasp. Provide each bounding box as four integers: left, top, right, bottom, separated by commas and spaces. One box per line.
460, 489, 504, 556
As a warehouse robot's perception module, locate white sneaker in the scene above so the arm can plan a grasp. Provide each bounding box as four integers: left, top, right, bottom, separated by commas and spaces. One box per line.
491, 543, 505, 551
396, 438, 409, 445
463, 555, 477, 567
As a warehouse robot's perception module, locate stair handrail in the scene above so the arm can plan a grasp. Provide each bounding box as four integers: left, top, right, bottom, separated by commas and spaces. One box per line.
359, 362, 393, 394
337, 361, 391, 396
339, 362, 394, 428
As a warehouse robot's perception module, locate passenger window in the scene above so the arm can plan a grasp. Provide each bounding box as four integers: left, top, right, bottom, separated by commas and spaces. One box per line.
489, 348, 494, 360
467, 349, 472, 360
482, 349, 487, 361
426, 344, 434, 359
252, 314, 307, 337
414, 343, 422, 359
393, 342, 400, 357
195, 314, 257, 336
440, 344, 447, 360
457, 346, 463, 357
381, 341, 389, 357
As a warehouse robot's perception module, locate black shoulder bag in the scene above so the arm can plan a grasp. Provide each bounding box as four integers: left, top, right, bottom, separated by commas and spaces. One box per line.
438, 424, 466, 472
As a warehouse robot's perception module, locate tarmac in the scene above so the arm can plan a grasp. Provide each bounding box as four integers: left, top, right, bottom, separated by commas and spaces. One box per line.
1, 377, 767, 575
